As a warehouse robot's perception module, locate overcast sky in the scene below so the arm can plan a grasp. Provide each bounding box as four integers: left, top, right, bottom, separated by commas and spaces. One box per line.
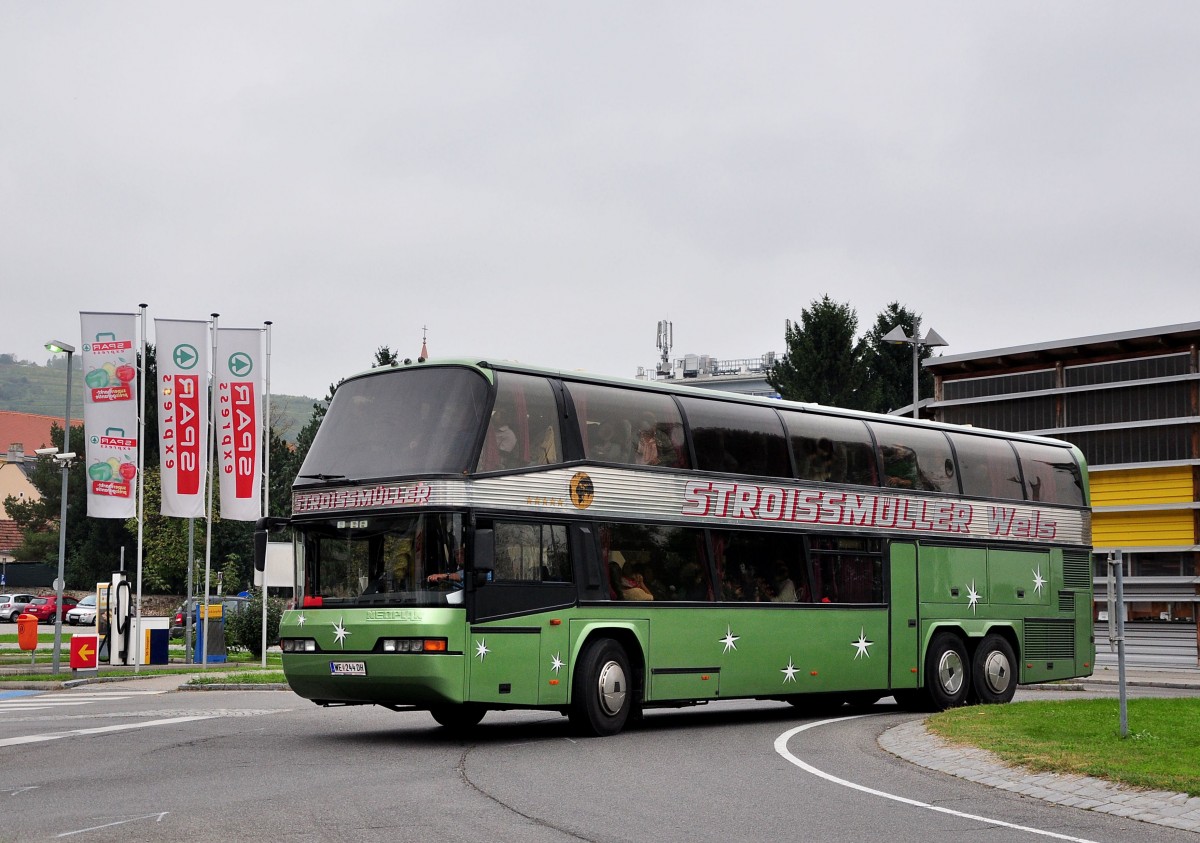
3, 3, 1198, 401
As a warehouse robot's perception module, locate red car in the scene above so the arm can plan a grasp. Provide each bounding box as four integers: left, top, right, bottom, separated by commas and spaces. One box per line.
21, 595, 80, 623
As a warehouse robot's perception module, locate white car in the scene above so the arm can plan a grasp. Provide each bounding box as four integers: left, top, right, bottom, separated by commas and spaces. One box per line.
66, 594, 97, 625
0, 593, 36, 622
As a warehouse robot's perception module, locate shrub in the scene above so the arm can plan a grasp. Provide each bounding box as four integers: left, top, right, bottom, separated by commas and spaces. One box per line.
224, 589, 286, 657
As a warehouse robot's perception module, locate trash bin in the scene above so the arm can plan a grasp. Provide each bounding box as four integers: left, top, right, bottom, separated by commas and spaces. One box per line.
17, 613, 38, 651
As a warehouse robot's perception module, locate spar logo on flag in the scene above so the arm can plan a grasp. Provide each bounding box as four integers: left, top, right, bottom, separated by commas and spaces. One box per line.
215, 328, 263, 521
82, 332, 136, 403
156, 319, 210, 518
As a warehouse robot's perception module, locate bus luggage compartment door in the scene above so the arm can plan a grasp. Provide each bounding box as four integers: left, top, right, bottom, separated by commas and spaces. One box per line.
466, 625, 541, 705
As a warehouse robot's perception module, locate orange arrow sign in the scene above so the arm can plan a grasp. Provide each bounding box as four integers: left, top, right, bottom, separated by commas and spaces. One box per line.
70, 635, 98, 669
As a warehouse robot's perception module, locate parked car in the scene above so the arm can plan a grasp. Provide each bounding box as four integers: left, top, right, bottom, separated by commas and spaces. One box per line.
66, 594, 98, 625
0, 593, 36, 622
170, 596, 250, 638
21, 595, 80, 623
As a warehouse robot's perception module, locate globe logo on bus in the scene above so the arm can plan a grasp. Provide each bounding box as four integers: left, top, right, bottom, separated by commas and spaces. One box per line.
570, 472, 595, 509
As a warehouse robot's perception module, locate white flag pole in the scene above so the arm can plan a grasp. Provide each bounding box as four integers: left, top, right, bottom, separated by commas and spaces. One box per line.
134, 303, 148, 673
202, 313, 218, 668
261, 320, 272, 668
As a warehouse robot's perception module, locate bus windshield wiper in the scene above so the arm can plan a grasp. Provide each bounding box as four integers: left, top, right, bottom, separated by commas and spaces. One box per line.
298, 473, 351, 482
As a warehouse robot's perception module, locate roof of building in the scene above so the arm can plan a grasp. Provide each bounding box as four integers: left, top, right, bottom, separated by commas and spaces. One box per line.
926, 321, 1200, 376
0, 410, 82, 458
0, 520, 23, 553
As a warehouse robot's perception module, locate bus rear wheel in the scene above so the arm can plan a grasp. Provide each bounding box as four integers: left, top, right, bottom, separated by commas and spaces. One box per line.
569, 638, 632, 737
429, 703, 486, 731
971, 634, 1017, 705
925, 631, 969, 710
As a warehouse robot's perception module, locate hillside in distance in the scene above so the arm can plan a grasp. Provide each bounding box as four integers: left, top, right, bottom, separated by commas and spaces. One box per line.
0, 353, 319, 443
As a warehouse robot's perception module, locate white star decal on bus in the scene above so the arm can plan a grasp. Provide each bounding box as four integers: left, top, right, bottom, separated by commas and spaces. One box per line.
1032, 566, 1046, 595
551, 653, 564, 674
475, 639, 490, 661
781, 658, 798, 682
966, 581, 981, 614
333, 617, 350, 647
720, 626, 740, 653
296, 614, 306, 627
852, 628, 873, 660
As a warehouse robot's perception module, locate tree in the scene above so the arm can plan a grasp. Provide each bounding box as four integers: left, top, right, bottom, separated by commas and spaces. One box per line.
373, 345, 399, 367
860, 302, 937, 415
768, 296, 869, 409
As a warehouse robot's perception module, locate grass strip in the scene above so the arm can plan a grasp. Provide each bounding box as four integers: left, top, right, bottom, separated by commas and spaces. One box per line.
187, 670, 288, 685
928, 698, 1200, 797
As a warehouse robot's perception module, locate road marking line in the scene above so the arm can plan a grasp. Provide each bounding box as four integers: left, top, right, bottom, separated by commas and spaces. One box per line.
774, 716, 1100, 843
0, 715, 216, 748
57, 812, 169, 837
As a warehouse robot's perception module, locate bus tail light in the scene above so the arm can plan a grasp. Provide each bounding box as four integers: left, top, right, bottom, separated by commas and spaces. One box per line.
380, 638, 448, 653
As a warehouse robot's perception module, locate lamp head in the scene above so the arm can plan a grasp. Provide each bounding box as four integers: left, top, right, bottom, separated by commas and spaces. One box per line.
882, 325, 912, 345
46, 340, 76, 355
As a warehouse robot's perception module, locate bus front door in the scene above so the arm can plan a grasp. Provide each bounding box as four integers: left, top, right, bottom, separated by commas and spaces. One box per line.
889, 542, 920, 690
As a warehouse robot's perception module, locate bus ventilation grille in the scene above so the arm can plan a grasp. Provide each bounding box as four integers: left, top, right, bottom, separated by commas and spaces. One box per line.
1057, 591, 1075, 613
1024, 619, 1075, 660
1061, 551, 1091, 590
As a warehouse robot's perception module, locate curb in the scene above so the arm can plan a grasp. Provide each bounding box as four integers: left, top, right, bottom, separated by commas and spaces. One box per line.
180, 683, 290, 691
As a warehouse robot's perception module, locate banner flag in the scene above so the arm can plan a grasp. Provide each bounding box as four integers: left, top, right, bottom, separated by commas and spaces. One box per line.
155, 319, 210, 518
215, 327, 263, 521
80, 312, 139, 518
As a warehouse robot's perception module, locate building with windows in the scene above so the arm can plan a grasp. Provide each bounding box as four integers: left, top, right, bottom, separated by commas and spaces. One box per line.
926, 323, 1200, 667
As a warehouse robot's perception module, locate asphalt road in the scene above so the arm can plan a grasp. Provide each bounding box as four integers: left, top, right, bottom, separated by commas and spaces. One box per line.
0, 682, 1197, 843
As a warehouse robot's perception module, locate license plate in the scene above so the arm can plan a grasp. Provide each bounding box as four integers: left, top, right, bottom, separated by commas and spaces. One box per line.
330, 661, 367, 676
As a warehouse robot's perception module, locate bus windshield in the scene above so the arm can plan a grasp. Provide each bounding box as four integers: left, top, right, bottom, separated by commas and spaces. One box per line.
296, 366, 490, 484
297, 513, 464, 607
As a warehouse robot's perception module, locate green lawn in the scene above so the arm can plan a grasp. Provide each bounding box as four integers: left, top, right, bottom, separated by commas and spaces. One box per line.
928, 698, 1200, 796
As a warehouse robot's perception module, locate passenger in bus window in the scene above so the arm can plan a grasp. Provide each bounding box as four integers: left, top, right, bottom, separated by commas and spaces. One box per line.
493, 407, 519, 468
620, 562, 655, 600
595, 419, 632, 463
769, 562, 797, 602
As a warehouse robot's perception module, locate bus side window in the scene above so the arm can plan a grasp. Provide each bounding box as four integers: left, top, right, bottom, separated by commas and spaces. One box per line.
567, 382, 688, 469
1012, 441, 1085, 506
868, 423, 958, 494
477, 373, 563, 472
948, 432, 1024, 500
782, 412, 877, 486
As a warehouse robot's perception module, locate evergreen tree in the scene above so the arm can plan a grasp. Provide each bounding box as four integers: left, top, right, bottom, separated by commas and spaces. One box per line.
767, 296, 868, 409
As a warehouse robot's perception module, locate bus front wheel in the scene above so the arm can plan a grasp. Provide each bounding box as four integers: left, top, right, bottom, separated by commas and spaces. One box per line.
971, 634, 1017, 705
429, 703, 486, 731
925, 632, 969, 710
569, 638, 632, 737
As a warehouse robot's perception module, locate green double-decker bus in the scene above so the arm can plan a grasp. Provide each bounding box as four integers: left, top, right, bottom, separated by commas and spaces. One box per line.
257, 358, 1093, 736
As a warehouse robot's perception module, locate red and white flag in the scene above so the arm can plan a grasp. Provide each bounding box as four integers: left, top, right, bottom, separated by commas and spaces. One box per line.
80, 312, 139, 519
215, 327, 263, 521
155, 319, 210, 518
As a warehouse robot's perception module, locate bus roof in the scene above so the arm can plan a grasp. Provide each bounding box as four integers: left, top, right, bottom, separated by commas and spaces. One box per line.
336, 356, 1084, 455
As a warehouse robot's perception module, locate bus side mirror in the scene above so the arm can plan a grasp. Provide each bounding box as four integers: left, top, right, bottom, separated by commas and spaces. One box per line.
254, 517, 290, 572
473, 528, 494, 587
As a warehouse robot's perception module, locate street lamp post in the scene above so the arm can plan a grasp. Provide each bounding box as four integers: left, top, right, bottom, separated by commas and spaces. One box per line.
46, 340, 76, 673
882, 322, 947, 418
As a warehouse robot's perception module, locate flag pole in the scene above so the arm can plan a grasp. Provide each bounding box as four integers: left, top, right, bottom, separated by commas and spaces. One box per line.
261, 320, 272, 667
134, 303, 148, 672
202, 313, 218, 668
